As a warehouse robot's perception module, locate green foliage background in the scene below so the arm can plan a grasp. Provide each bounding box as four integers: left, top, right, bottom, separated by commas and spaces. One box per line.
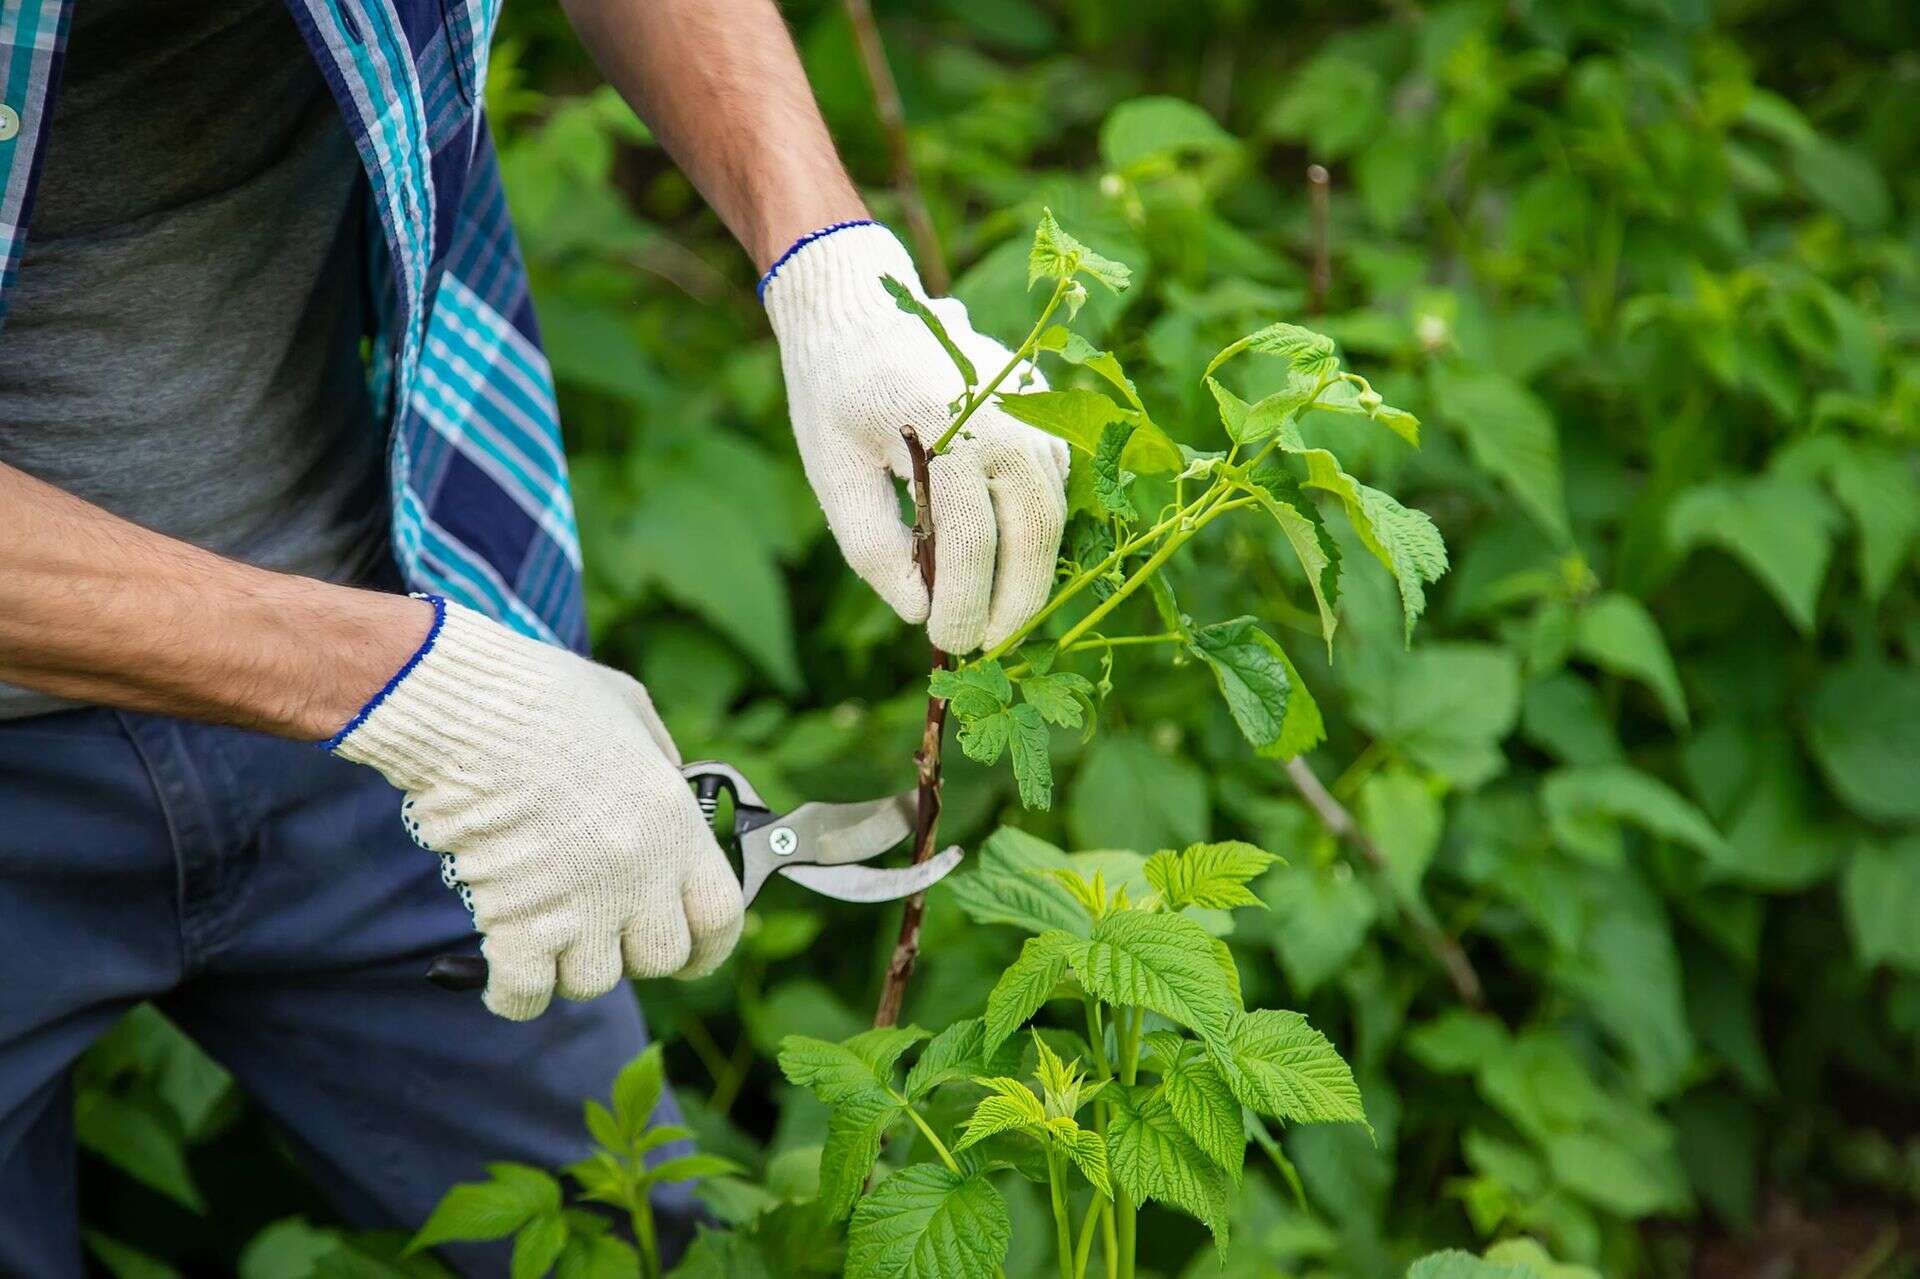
71, 0, 1920, 1275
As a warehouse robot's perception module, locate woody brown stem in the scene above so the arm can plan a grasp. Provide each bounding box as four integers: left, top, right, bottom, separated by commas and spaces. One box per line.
874, 428, 949, 1028
1307, 164, 1331, 314
1283, 756, 1484, 1007
840, 0, 949, 294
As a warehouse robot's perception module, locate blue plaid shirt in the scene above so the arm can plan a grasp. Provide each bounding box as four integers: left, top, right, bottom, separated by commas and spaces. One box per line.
0, 0, 588, 651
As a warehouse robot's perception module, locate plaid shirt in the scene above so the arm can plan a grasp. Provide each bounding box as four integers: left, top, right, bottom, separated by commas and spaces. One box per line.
0, 0, 588, 651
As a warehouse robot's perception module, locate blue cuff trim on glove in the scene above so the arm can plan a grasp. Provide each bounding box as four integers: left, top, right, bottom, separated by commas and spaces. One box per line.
756, 219, 879, 301
319, 593, 448, 753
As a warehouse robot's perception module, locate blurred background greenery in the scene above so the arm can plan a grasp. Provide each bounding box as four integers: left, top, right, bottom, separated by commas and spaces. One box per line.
70, 0, 1920, 1275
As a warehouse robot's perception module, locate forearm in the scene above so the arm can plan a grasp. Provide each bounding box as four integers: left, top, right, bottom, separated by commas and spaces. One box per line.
560, 0, 867, 270
0, 462, 430, 740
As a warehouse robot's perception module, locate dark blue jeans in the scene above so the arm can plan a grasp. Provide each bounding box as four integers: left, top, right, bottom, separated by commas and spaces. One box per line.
0, 708, 694, 1275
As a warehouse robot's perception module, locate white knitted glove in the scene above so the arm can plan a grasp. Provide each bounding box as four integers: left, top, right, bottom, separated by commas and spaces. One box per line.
328, 598, 744, 1021
764, 222, 1071, 654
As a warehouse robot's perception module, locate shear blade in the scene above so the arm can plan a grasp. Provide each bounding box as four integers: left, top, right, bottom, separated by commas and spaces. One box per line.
778, 845, 963, 903
751, 791, 916, 867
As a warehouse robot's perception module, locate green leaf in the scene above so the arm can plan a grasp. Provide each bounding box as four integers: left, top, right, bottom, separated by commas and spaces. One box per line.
777, 1027, 927, 1103
1068, 735, 1209, 853
1348, 643, 1520, 788
410, 1165, 561, 1250
1406, 1252, 1534, 1279
1808, 659, 1920, 823
1245, 459, 1342, 650
1091, 421, 1136, 516
906, 1019, 1015, 1100
1667, 472, 1842, 634
1105, 1086, 1233, 1246
1299, 451, 1448, 641
1406, 1011, 1512, 1076
1148, 1034, 1246, 1181
985, 931, 1085, 1051
1028, 209, 1132, 293
1214, 1010, 1366, 1127
954, 1078, 1047, 1150
995, 389, 1131, 454
942, 828, 1092, 936
1143, 841, 1279, 911
611, 1045, 665, 1142
1054, 1123, 1114, 1199
1261, 860, 1378, 995
1021, 671, 1093, 729
1077, 911, 1239, 1040
845, 1166, 1010, 1279
1007, 702, 1055, 809
1541, 765, 1730, 866
1187, 617, 1294, 754
930, 661, 1013, 719
1099, 95, 1238, 171
1843, 836, 1920, 972
1571, 594, 1687, 728
956, 709, 1013, 766
648, 1154, 742, 1184
511, 1213, 568, 1279
1789, 135, 1891, 230
1264, 55, 1384, 159
881, 275, 977, 389
72, 1092, 203, 1214
819, 1090, 905, 1219
1204, 321, 1339, 384
1429, 366, 1570, 541
1357, 766, 1442, 898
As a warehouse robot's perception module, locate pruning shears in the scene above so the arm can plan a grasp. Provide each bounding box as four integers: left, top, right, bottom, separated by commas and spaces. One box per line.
424, 761, 959, 991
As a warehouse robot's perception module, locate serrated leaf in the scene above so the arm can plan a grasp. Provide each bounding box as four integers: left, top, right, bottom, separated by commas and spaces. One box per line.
907, 1019, 1015, 1100
942, 829, 1091, 936
1571, 594, 1687, 728
409, 1164, 561, 1250
1430, 366, 1570, 541
845, 1166, 1010, 1279
1667, 472, 1842, 634
611, 1044, 665, 1142
1091, 421, 1137, 516
1105, 1086, 1232, 1247
995, 389, 1131, 454
1007, 703, 1054, 809
1152, 1037, 1246, 1181
957, 709, 1013, 765
1021, 671, 1093, 729
1048, 330, 1145, 411
647, 1154, 742, 1184
1029, 209, 1132, 293
510, 1213, 567, 1279
1214, 1010, 1365, 1127
1541, 764, 1730, 865
1143, 841, 1279, 911
1054, 1123, 1114, 1199
954, 1079, 1047, 1150
777, 1028, 926, 1104
930, 662, 1012, 720
818, 1090, 904, 1220
1245, 459, 1342, 649
882, 275, 977, 389
1077, 912, 1238, 1041
985, 931, 1084, 1050
1299, 451, 1448, 641
1187, 618, 1295, 753
1204, 321, 1339, 383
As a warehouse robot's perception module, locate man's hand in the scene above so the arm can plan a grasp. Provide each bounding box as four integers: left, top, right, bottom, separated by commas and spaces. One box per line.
331, 599, 745, 1020
764, 224, 1069, 653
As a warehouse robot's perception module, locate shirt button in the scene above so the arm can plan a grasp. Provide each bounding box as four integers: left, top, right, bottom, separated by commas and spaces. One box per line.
0, 106, 18, 143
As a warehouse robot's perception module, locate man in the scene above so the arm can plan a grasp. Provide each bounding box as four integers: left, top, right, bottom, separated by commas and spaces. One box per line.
0, 0, 1068, 1269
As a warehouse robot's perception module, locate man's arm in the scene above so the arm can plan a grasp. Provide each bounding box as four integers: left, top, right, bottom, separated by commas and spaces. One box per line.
558, 0, 867, 271
0, 460, 430, 739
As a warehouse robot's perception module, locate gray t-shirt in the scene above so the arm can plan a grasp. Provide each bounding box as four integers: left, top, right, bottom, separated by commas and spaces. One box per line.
0, 0, 389, 718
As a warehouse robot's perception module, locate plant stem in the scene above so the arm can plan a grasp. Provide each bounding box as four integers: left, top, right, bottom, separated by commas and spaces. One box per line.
629, 1193, 659, 1279
1072, 1193, 1105, 1279
905, 1103, 962, 1174
933, 277, 1069, 454
839, 0, 947, 293
1114, 1009, 1143, 1279
1047, 1150, 1075, 1279
874, 428, 949, 1028
1282, 756, 1485, 1006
